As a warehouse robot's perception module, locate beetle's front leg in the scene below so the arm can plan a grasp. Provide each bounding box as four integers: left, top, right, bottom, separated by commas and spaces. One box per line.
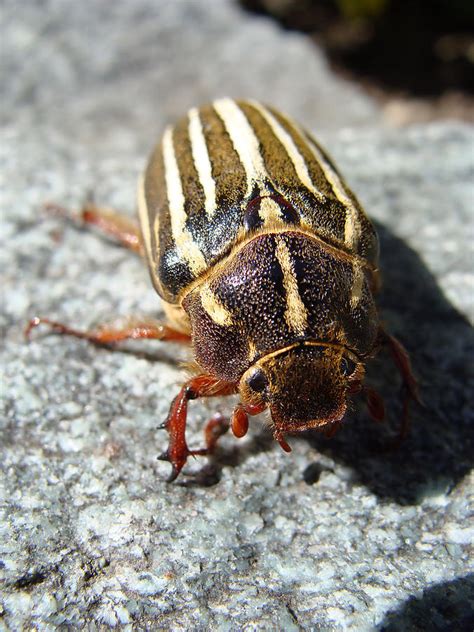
25, 316, 191, 345
159, 375, 238, 481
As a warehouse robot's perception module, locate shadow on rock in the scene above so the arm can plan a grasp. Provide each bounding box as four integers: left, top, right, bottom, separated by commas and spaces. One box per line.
179, 429, 277, 487
303, 222, 473, 504
379, 573, 474, 631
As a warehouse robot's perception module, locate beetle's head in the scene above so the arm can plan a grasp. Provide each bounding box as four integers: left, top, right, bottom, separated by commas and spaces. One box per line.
239, 343, 364, 438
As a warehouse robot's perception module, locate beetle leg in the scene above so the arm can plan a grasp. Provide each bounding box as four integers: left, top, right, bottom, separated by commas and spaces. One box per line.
159, 375, 237, 482
43, 201, 143, 255
378, 329, 420, 437
25, 316, 191, 345
202, 413, 230, 453
274, 431, 292, 453
362, 385, 385, 423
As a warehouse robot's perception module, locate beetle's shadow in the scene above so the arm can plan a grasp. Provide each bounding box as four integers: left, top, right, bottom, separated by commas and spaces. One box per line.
302, 222, 473, 505
379, 573, 474, 631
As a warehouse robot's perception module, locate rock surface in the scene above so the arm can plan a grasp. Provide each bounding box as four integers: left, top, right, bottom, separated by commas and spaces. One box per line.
1, 1, 473, 630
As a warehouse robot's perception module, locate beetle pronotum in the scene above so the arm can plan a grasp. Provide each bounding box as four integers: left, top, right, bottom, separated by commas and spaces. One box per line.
27, 98, 419, 481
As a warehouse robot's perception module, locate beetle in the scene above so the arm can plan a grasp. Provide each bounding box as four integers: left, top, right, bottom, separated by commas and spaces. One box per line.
27, 98, 419, 481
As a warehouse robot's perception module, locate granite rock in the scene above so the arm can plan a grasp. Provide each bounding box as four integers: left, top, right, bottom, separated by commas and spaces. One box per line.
1, 1, 473, 630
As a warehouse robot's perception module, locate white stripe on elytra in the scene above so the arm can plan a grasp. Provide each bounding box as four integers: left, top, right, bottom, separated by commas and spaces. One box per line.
213, 98, 268, 197
249, 100, 325, 203
162, 126, 207, 275
137, 175, 167, 296
303, 132, 361, 249
188, 107, 217, 218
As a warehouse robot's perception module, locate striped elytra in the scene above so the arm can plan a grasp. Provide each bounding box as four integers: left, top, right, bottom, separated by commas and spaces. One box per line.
139, 98, 378, 304
28, 98, 418, 482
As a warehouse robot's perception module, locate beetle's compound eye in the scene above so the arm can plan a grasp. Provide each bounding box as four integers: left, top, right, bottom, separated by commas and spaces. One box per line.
340, 357, 357, 377
247, 368, 268, 393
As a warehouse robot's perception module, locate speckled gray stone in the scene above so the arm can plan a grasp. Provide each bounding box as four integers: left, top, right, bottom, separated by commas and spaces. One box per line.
0, 0, 380, 159
1, 1, 473, 631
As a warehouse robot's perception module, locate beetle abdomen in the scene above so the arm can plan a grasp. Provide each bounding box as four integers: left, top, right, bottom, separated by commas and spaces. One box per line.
183, 231, 378, 382
138, 99, 378, 304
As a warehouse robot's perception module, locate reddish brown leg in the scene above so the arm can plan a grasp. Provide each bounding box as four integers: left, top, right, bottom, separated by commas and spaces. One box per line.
378, 329, 420, 438
158, 375, 238, 481
43, 201, 143, 255
203, 413, 230, 453
274, 431, 292, 453
25, 316, 191, 345
363, 385, 385, 423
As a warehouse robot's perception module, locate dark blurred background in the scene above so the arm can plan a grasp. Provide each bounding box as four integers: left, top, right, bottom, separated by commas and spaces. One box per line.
240, 0, 474, 124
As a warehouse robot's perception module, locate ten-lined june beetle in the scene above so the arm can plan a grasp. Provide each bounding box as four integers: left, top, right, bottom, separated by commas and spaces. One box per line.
27, 98, 418, 481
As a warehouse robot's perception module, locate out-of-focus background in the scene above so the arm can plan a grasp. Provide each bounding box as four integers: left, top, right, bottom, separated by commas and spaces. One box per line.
1, 2, 473, 630
242, 0, 474, 124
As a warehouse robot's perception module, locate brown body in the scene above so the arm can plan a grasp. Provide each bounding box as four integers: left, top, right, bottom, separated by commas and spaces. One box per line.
28, 99, 418, 481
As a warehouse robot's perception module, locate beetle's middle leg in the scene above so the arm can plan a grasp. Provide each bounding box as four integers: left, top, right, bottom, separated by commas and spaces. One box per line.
44, 201, 143, 255
25, 316, 191, 345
